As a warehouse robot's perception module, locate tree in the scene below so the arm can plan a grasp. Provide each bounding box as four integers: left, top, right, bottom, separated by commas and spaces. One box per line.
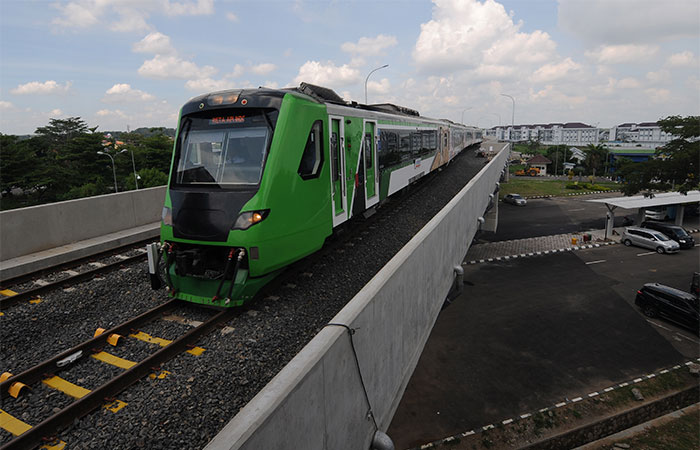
583, 144, 607, 177
617, 115, 699, 195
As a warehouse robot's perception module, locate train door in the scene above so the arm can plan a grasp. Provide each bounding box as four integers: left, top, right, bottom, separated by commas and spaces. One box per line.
441, 127, 451, 160
329, 116, 347, 227
363, 120, 379, 208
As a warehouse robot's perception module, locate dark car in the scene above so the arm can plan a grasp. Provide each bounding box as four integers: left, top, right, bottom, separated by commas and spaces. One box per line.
635, 283, 699, 333
640, 221, 695, 249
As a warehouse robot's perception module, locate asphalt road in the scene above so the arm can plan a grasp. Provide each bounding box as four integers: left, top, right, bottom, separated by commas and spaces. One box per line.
388, 195, 700, 449
486, 193, 699, 242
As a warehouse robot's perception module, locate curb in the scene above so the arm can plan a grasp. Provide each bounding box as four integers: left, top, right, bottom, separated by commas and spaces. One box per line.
499, 190, 622, 201
465, 241, 616, 265
412, 359, 700, 450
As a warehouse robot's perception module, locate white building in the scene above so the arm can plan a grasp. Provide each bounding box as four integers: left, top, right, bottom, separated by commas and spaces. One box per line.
490, 120, 672, 148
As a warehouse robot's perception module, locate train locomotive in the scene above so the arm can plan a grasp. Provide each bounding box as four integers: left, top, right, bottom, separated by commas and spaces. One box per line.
147, 83, 482, 307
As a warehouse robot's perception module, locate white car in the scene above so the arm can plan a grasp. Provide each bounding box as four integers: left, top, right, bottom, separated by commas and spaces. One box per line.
503, 193, 527, 206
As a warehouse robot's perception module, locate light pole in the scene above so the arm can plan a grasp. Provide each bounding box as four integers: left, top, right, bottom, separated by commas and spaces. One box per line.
365, 64, 388, 104
461, 107, 472, 124
97, 151, 119, 193
500, 93, 515, 141
119, 149, 139, 189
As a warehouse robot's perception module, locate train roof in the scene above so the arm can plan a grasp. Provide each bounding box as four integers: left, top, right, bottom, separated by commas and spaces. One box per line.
182, 83, 477, 129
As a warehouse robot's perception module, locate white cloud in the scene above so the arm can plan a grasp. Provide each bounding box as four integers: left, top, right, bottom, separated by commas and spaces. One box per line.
645, 88, 671, 103
11, 80, 72, 95
138, 55, 217, 79
530, 58, 581, 83
226, 12, 238, 22
103, 83, 156, 102
52, 1, 214, 32
617, 78, 641, 89
0, 101, 15, 110
667, 51, 697, 67
646, 70, 671, 84
184, 78, 240, 92
341, 34, 398, 56
50, 109, 64, 116
413, 0, 557, 72
366, 78, 391, 96
293, 61, 362, 87
585, 44, 659, 64
558, 0, 700, 45
250, 63, 277, 76
133, 31, 175, 55
529, 85, 586, 105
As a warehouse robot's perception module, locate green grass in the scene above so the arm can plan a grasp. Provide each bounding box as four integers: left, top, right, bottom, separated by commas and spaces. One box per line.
613, 408, 699, 450
500, 179, 620, 199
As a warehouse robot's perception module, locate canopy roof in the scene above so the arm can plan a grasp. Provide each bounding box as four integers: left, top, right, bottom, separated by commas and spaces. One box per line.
588, 190, 700, 210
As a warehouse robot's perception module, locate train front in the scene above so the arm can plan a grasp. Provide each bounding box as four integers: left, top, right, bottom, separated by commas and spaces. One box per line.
148, 89, 283, 307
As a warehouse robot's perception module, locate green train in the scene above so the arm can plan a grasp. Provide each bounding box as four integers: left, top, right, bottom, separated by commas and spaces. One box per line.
147, 83, 482, 307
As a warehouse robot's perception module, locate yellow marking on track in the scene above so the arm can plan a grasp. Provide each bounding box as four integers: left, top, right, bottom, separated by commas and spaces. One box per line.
91, 351, 136, 369
149, 370, 171, 380
0, 289, 17, 297
29, 299, 42, 304
130, 331, 205, 355
8, 381, 27, 398
105, 399, 128, 413
42, 376, 127, 413
41, 439, 67, 450
0, 312, 4, 316
0, 372, 12, 383
0, 409, 32, 436
43, 376, 91, 399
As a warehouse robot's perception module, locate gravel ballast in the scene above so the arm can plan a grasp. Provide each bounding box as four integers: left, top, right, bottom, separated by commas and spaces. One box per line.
1, 148, 492, 448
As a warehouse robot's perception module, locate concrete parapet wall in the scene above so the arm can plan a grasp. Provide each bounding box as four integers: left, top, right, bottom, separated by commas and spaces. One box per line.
205, 145, 511, 450
0, 186, 165, 261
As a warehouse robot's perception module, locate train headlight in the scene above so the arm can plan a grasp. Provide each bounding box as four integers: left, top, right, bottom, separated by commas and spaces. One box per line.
162, 206, 172, 226
207, 91, 241, 106
233, 210, 270, 230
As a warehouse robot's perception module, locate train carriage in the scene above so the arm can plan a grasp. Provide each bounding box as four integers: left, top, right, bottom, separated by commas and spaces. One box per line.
148, 83, 482, 307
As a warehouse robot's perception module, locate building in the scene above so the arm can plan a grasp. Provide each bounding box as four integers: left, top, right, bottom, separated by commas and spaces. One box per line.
492, 122, 602, 146
608, 122, 676, 148
490, 120, 673, 149
525, 154, 552, 175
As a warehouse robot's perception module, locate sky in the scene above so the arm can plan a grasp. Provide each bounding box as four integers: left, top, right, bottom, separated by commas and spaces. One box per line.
0, 0, 698, 135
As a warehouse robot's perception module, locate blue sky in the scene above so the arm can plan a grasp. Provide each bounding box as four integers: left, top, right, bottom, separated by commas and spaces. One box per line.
1, 0, 698, 135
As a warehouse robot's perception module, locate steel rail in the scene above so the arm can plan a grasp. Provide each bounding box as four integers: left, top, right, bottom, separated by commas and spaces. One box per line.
0, 253, 147, 309
1, 305, 234, 450
0, 298, 180, 400
0, 239, 155, 287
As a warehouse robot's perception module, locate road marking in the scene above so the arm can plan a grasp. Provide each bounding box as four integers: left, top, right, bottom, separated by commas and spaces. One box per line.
636, 251, 656, 256
568, 208, 585, 211
646, 320, 700, 343
586, 260, 606, 265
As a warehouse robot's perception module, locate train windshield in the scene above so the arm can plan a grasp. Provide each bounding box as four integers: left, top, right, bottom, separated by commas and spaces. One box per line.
174, 110, 274, 187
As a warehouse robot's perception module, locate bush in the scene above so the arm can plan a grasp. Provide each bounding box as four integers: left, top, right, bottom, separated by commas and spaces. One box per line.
565, 182, 610, 191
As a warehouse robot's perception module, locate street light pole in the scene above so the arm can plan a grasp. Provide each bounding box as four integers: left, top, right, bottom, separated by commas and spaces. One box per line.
97, 151, 118, 193
119, 149, 139, 189
365, 64, 388, 104
461, 107, 472, 124
500, 93, 515, 141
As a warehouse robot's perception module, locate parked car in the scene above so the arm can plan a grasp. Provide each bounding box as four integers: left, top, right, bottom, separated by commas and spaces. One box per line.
640, 221, 695, 249
635, 283, 699, 334
621, 226, 680, 254
644, 206, 668, 221
503, 193, 527, 206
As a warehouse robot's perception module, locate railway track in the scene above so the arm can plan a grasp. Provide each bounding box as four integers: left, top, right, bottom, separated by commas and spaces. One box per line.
0, 299, 233, 450
0, 243, 152, 310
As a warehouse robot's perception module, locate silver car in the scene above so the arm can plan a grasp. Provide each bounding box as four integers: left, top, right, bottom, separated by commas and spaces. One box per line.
621, 226, 680, 254
503, 193, 527, 206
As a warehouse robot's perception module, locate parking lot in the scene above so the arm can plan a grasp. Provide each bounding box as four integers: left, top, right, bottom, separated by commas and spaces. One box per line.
388, 196, 699, 449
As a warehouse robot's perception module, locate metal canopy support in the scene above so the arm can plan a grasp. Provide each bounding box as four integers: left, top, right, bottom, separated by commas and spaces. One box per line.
604, 204, 617, 240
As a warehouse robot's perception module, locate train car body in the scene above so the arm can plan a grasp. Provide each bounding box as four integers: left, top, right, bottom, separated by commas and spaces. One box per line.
149, 83, 482, 307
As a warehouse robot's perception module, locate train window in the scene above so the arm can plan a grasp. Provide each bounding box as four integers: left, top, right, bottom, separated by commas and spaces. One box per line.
364, 133, 373, 169
330, 132, 340, 182
298, 120, 324, 180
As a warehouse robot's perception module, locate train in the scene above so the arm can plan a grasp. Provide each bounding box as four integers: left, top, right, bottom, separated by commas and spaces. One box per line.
147, 82, 482, 307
